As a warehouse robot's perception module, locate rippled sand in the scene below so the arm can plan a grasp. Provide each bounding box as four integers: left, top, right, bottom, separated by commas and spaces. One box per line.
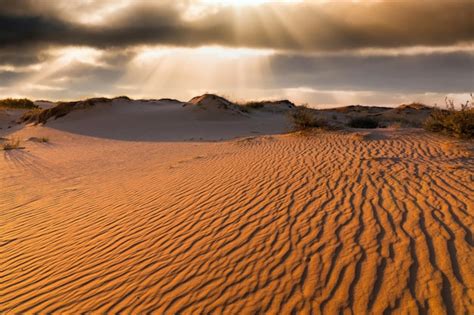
1, 129, 473, 314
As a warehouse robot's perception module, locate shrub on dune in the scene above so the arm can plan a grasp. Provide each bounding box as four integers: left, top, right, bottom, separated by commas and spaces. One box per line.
1, 138, 24, 150
242, 101, 265, 109
0, 98, 38, 109
290, 106, 328, 130
20, 97, 111, 124
239, 100, 295, 113
424, 96, 474, 139
348, 117, 379, 129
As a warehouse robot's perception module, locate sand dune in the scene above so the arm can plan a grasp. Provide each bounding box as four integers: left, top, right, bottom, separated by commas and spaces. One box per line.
15, 97, 291, 141
1, 121, 473, 313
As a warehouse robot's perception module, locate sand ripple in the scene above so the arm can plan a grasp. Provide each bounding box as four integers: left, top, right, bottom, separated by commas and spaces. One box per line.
1, 131, 473, 313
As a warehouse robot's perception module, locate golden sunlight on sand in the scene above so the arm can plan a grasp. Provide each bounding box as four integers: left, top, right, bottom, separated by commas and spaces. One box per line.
1, 97, 473, 313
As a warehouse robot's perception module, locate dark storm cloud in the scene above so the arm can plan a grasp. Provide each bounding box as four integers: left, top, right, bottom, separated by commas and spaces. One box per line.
52, 62, 126, 83
1, 50, 471, 95
0, 0, 472, 55
0, 1, 229, 51
0, 50, 44, 66
0, 0, 472, 102
269, 52, 474, 93
0, 70, 27, 86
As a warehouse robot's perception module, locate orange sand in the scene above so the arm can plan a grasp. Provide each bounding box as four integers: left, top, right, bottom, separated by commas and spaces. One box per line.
1, 127, 473, 313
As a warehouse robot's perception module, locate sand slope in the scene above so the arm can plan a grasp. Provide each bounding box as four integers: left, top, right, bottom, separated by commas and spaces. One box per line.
1, 126, 473, 314
19, 98, 290, 141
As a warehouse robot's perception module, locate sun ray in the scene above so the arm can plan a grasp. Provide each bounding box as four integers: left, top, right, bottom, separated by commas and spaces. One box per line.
198, 0, 304, 7
9, 47, 103, 98
119, 46, 275, 99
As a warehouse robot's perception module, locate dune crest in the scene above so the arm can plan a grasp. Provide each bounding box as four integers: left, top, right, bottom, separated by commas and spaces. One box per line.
188, 94, 237, 110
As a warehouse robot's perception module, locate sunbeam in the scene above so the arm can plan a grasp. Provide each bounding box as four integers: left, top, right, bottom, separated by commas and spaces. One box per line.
7, 47, 104, 98
199, 0, 304, 6
119, 46, 275, 100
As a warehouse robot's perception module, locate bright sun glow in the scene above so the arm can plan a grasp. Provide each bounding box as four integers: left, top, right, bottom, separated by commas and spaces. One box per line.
53, 47, 103, 66
135, 46, 275, 62
121, 45, 275, 99
199, 0, 303, 6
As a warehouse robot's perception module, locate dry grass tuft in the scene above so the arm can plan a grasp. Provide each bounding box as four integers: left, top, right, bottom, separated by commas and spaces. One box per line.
424, 96, 474, 139
0, 98, 37, 109
1, 138, 24, 150
290, 106, 328, 130
20, 97, 111, 125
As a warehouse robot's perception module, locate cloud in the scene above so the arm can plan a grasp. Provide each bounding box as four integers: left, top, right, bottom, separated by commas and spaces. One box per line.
0, 70, 28, 87
268, 52, 474, 93
0, 50, 45, 67
0, 0, 472, 105
1, 46, 471, 101
0, 0, 472, 53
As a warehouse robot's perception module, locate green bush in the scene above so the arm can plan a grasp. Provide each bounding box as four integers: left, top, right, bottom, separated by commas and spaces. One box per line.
424, 97, 474, 139
348, 117, 379, 129
0, 98, 37, 109
290, 106, 327, 130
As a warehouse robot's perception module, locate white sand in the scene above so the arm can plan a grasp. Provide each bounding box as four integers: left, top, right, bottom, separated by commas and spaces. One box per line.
35, 98, 291, 141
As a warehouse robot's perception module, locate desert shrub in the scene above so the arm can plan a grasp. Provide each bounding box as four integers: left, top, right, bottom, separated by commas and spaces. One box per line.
389, 117, 421, 128
234, 101, 264, 113
18, 108, 43, 124
244, 101, 265, 109
22, 102, 76, 124
239, 100, 295, 113
424, 96, 473, 139
237, 106, 250, 113
0, 98, 37, 109
1, 138, 23, 150
290, 106, 327, 130
348, 117, 379, 129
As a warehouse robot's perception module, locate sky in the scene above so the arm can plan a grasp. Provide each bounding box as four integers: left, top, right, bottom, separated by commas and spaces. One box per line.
0, 0, 473, 107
